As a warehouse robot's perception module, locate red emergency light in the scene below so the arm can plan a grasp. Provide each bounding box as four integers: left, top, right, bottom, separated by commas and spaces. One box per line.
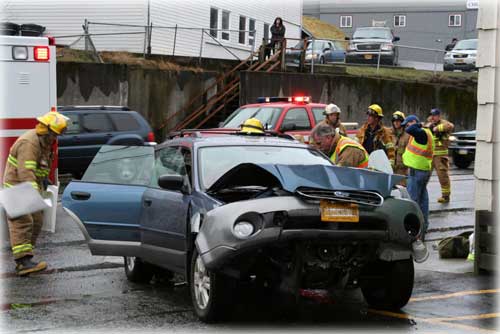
34, 46, 50, 61
292, 96, 311, 103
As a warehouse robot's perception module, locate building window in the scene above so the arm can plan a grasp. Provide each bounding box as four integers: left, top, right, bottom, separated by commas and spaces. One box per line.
210, 7, 218, 38
263, 23, 270, 42
394, 15, 406, 27
248, 18, 256, 46
239, 16, 246, 44
340, 15, 352, 28
221, 10, 230, 40
449, 14, 462, 27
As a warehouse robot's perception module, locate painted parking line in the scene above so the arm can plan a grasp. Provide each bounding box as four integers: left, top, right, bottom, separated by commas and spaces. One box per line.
368, 309, 498, 334
409, 289, 499, 302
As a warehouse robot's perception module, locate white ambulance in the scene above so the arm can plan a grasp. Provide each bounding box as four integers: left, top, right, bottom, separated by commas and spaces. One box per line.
0, 34, 58, 232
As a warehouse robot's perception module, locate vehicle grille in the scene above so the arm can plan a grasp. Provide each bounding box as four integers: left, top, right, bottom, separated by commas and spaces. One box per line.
296, 187, 384, 207
357, 43, 381, 51
455, 137, 476, 147
453, 54, 468, 58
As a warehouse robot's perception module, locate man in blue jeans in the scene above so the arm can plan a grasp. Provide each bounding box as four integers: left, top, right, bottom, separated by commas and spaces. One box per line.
401, 115, 435, 240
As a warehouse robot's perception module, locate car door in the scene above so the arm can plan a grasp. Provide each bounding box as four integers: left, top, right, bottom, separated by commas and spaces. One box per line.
58, 112, 82, 174
61, 145, 155, 257
140, 146, 191, 273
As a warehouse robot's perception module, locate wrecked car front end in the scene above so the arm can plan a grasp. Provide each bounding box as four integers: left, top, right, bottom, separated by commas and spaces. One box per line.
196, 163, 423, 303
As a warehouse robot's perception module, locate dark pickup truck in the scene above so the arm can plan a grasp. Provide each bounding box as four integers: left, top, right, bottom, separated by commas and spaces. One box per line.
449, 130, 476, 169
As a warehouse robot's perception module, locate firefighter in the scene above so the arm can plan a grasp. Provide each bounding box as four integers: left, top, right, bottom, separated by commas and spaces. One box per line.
311, 123, 368, 168
402, 115, 435, 239
3, 111, 68, 276
319, 103, 347, 136
239, 118, 265, 134
355, 104, 395, 167
425, 108, 455, 203
390, 111, 410, 182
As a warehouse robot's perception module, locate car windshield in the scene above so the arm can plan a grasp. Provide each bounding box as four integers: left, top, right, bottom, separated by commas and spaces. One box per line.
198, 145, 332, 189
453, 39, 477, 50
353, 29, 391, 40
306, 41, 326, 51
223, 107, 283, 129
82, 145, 155, 186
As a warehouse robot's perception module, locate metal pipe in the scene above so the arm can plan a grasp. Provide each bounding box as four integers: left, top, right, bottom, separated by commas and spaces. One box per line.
377, 46, 381, 73
311, 38, 315, 74
433, 50, 438, 75
199, 28, 204, 64
172, 24, 178, 56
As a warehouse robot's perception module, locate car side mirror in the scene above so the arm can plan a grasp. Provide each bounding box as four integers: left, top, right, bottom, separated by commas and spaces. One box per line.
158, 175, 186, 193
393, 36, 400, 42
280, 123, 297, 132
345, 37, 350, 41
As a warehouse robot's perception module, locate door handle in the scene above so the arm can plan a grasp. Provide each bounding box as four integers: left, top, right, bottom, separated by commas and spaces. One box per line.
71, 191, 91, 200
144, 199, 153, 207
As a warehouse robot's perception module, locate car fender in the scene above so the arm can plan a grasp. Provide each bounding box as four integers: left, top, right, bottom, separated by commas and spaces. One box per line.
107, 134, 144, 146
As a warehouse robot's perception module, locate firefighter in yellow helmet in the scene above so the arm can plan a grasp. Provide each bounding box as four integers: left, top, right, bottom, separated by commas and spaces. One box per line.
355, 104, 395, 167
3, 111, 68, 276
390, 111, 410, 184
239, 118, 265, 134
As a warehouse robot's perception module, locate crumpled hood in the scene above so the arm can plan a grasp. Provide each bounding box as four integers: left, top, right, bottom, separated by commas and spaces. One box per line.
208, 163, 405, 198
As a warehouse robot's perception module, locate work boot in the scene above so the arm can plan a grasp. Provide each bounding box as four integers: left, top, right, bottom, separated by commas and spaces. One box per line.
437, 195, 450, 203
15, 257, 47, 276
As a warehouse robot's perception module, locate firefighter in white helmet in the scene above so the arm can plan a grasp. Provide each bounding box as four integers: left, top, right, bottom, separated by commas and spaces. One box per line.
318, 103, 347, 136
3, 111, 68, 276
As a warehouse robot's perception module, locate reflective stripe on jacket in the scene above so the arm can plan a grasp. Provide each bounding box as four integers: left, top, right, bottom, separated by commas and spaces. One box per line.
331, 136, 369, 168
403, 128, 435, 171
3, 129, 52, 192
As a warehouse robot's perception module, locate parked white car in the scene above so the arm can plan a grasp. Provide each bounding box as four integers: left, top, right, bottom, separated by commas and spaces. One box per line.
444, 39, 477, 72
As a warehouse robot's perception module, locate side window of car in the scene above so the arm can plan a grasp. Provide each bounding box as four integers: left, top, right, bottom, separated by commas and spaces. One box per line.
81, 113, 114, 133
282, 108, 311, 131
64, 113, 80, 135
110, 113, 141, 131
151, 146, 190, 189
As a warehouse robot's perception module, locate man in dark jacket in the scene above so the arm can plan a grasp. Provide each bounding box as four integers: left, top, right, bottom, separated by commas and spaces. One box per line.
445, 38, 458, 51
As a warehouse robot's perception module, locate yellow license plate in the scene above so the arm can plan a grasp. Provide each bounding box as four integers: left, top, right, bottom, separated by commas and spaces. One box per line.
364, 54, 373, 60
320, 200, 359, 223
456, 59, 464, 63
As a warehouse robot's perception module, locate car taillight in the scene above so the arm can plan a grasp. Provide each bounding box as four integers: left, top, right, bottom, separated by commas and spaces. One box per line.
34, 46, 49, 61
147, 131, 155, 142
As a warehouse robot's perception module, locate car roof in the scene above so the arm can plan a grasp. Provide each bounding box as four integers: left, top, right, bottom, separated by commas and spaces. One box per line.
240, 102, 326, 108
58, 105, 131, 112
157, 133, 310, 150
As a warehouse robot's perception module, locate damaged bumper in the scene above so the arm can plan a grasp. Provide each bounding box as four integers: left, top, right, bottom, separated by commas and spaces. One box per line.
196, 195, 423, 270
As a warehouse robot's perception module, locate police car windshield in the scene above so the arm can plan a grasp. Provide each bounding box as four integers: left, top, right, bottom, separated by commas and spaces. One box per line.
199, 146, 331, 190
223, 107, 283, 129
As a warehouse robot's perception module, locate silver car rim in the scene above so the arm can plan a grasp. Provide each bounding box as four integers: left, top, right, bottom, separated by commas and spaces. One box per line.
126, 257, 136, 272
193, 255, 211, 310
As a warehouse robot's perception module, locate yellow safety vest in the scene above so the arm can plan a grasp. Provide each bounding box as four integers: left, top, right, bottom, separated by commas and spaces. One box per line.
403, 128, 435, 171
331, 136, 369, 168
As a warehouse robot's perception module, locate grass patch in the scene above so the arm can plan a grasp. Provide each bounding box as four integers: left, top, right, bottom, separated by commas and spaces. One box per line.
327, 64, 477, 86
302, 16, 346, 43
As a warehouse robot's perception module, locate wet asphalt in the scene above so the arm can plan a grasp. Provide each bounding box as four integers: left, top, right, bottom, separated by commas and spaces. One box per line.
1, 166, 498, 333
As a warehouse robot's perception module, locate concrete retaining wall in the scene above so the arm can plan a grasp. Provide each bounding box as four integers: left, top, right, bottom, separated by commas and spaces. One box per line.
240, 71, 477, 131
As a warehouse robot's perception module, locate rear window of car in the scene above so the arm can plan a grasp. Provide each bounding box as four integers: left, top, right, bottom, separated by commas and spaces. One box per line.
110, 113, 141, 131
82, 145, 154, 186
81, 113, 114, 133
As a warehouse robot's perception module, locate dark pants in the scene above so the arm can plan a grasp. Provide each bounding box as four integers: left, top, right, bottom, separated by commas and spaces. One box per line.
407, 168, 431, 239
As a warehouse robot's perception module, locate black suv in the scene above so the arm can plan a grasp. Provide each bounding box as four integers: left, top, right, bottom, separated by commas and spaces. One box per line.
58, 106, 155, 178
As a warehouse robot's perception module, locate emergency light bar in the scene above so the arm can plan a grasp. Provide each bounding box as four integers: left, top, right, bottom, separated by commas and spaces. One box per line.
256, 96, 311, 104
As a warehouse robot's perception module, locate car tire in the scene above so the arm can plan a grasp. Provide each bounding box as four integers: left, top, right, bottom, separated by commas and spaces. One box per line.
453, 155, 472, 169
190, 248, 233, 323
361, 259, 414, 310
124, 256, 154, 283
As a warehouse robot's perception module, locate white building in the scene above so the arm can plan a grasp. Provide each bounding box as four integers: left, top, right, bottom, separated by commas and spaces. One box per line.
2, 0, 303, 60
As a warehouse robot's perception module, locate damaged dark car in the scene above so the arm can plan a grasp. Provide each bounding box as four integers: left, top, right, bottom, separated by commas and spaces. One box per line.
62, 133, 426, 322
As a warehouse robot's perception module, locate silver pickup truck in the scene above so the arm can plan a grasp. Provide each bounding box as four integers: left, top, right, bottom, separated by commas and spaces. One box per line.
345, 27, 400, 65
